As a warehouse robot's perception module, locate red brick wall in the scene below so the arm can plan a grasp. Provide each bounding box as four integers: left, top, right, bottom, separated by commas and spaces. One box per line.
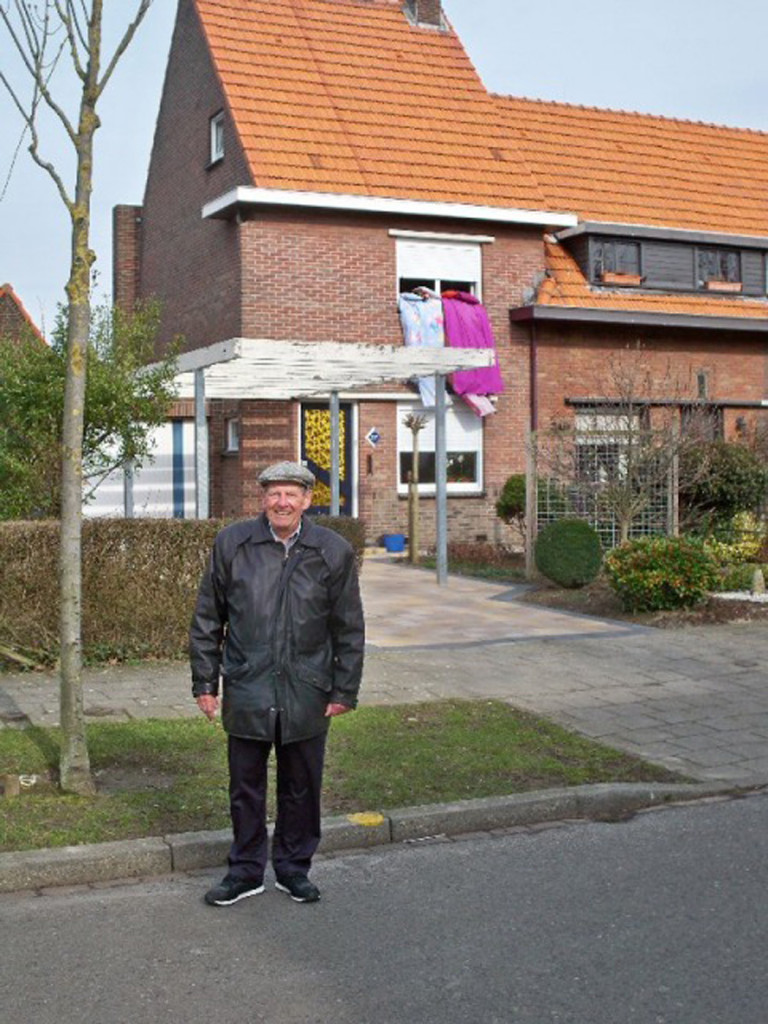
136, 0, 252, 354
533, 322, 768, 438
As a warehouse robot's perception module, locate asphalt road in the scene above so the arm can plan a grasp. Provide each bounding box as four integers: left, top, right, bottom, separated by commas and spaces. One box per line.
2, 792, 767, 1024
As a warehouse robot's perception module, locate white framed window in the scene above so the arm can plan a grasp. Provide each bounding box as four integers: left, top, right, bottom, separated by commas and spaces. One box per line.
224, 417, 239, 453
574, 409, 643, 484
397, 401, 483, 495
209, 111, 225, 164
395, 237, 483, 299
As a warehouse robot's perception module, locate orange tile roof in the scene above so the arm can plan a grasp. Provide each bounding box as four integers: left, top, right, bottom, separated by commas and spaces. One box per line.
538, 239, 768, 321
194, 1, 768, 324
494, 95, 768, 237
195, 0, 548, 209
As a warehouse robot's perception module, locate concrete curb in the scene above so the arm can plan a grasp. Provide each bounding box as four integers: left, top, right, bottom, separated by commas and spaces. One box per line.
0, 782, 757, 894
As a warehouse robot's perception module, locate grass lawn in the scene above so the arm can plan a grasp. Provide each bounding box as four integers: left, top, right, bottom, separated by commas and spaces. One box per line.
0, 700, 684, 853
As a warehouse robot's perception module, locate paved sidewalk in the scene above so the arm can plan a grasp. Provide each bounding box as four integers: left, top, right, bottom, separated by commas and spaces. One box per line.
2, 557, 768, 783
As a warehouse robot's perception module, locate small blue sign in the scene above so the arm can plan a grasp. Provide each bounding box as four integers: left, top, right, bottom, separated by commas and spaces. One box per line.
365, 428, 381, 448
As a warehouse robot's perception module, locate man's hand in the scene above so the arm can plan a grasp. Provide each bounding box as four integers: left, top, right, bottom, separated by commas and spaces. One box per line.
196, 694, 220, 721
325, 702, 352, 718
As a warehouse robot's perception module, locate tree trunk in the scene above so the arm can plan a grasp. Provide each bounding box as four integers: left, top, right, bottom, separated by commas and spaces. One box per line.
58, 57, 100, 797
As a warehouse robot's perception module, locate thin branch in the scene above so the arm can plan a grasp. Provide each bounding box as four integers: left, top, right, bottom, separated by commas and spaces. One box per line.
97, 0, 152, 99
0, 6, 78, 144
0, 123, 28, 203
53, 0, 86, 80
26, 115, 75, 212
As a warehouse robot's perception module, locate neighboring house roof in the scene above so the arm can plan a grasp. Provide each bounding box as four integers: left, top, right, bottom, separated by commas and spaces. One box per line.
523, 240, 768, 329
0, 283, 44, 343
196, 0, 547, 211
494, 94, 768, 238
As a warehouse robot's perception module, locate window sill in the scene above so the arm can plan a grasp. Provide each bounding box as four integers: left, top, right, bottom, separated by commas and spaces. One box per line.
206, 156, 224, 172
397, 489, 485, 499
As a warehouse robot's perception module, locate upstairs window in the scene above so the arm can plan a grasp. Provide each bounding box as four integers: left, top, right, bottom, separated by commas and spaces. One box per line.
209, 111, 225, 164
396, 237, 483, 298
591, 240, 641, 285
697, 248, 741, 291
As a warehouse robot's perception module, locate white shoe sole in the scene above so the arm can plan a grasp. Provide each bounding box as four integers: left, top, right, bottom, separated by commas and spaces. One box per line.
275, 880, 320, 903
206, 884, 265, 906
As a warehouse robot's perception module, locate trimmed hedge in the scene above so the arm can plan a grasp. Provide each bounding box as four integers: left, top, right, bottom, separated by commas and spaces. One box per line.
0, 515, 365, 667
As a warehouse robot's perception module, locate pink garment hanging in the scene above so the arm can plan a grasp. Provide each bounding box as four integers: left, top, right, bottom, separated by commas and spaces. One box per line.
441, 291, 504, 398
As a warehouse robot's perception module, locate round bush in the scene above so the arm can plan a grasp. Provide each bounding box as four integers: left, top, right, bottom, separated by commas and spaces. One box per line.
534, 518, 603, 588
604, 536, 719, 612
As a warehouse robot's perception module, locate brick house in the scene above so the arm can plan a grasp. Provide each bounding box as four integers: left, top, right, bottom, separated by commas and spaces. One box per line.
115, 0, 768, 541
0, 283, 44, 345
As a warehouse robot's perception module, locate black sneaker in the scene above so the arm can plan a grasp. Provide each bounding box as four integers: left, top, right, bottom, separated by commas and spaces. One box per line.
204, 874, 265, 906
275, 873, 321, 903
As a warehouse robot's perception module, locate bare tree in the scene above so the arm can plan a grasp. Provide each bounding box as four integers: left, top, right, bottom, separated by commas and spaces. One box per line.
531, 346, 718, 548
0, 1, 153, 793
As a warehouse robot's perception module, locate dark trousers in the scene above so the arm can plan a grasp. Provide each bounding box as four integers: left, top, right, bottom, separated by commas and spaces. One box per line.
226, 722, 327, 883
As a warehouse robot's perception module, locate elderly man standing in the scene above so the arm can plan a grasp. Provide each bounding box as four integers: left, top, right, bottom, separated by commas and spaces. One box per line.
190, 461, 365, 905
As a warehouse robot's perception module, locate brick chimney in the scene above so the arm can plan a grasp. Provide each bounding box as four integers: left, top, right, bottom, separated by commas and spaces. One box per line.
113, 204, 143, 312
404, 0, 444, 29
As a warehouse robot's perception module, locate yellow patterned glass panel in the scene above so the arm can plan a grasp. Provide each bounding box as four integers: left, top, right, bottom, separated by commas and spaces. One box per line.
304, 408, 346, 508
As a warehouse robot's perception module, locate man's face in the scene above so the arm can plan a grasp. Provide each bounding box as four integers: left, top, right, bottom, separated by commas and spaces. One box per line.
263, 483, 312, 539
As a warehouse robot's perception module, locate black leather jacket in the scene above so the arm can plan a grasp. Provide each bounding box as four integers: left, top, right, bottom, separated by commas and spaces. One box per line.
189, 515, 365, 743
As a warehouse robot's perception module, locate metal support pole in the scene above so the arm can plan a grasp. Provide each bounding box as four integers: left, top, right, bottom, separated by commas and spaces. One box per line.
435, 373, 448, 585
123, 459, 134, 519
194, 368, 209, 519
525, 431, 537, 580
330, 390, 340, 517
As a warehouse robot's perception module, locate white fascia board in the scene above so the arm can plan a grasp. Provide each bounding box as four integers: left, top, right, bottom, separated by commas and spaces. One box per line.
202, 186, 578, 229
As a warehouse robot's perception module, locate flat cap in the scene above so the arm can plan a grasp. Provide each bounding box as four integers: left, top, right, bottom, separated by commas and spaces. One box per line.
258, 461, 316, 489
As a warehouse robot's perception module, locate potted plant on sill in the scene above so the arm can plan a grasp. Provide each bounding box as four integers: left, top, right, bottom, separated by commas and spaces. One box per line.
704, 280, 743, 293
600, 271, 644, 286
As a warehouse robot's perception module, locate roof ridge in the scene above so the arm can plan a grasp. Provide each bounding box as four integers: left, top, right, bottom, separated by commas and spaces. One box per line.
492, 91, 768, 138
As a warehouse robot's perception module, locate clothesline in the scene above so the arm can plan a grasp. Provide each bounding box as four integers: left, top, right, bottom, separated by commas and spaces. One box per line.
397, 287, 504, 417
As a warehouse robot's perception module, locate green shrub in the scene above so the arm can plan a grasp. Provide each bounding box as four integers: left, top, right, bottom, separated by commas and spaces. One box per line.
0, 515, 365, 667
703, 511, 765, 565
495, 475, 570, 534
605, 536, 719, 612
534, 518, 603, 588
495, 474, 526, 528
681, 442, 768, 531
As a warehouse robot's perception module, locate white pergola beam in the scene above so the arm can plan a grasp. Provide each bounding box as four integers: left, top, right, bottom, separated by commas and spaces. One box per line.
170, 337, 495, 400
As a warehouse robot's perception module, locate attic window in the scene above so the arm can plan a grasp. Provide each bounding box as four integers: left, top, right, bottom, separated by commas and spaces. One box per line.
209, 111, 225, 164
697, 248, 741, 292
591, 239, 642, 285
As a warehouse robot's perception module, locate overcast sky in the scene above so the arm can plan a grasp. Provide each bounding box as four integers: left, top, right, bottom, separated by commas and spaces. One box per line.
2, 0, 768, 337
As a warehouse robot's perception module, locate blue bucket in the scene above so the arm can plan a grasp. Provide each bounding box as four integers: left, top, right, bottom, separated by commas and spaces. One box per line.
383, 533, 406, 553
